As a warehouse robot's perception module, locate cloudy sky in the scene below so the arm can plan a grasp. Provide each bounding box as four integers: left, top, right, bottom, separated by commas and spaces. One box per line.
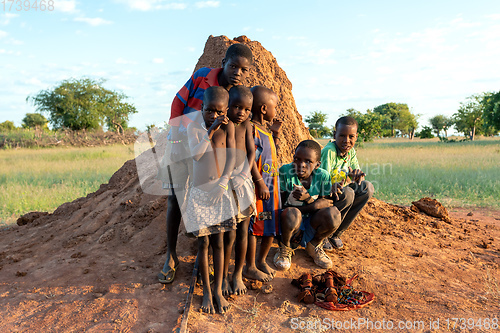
1, 0, 500, 131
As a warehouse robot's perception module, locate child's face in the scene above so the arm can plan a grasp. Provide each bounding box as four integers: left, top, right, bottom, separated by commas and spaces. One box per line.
228, 94, 252, 124
201, 98, 228, 127
221, 56, 251, 86
263, 95, 278, 122
292, 146, 320, 180
334, 124, 358, 154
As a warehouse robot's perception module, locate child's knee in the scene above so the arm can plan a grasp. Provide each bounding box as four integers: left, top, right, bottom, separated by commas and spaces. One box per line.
198, 236, 210, 251
343, 186, 355, 204
363, 180, 375, 198
281, 207, 302, 229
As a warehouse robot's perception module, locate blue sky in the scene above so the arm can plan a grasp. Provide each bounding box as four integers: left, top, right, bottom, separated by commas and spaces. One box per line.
1, 0, 500, 131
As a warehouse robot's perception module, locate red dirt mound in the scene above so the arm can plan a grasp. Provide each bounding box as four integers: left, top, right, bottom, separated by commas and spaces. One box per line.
194, 35, 312, 164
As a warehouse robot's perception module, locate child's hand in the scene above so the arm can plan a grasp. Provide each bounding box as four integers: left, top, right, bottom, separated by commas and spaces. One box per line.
255, 179, 270, 200
331, 180, 345, 201
231, 176, 245, 197
269, 119, 282, 136
312, 197, 334, 210
292, 184, 309, 201
210, 115, 229, 133
208, 184, 226, 205
348, 167, 365, 185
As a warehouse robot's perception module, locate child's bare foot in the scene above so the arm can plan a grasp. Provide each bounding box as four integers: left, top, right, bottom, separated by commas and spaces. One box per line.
257, 261, 276, 279
221, 276, 233, 296
243, 266, 272, 282
201, 293, 215, 314
213, 293, 230, 314
232, 275, 247, 295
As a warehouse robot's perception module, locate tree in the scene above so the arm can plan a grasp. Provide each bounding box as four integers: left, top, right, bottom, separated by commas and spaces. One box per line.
373, 102, 411, 137
0, 120, 16, 131
417, 125, 434, 139
397, 108, 419, 140
429, 115, 445, 137
482, 91, 500, 131
429, 115, 454, 137
343, 108, 383, 142
453, 95, 484, 141
27, 77, 137, 131
305, 111, 329, 138
22, 113, 48, 130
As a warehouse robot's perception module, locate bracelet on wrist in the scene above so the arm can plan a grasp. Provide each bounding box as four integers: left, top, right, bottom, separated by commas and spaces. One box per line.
170, 139, 183, 144
254, 177, 263, 183
218, 182, 228, 191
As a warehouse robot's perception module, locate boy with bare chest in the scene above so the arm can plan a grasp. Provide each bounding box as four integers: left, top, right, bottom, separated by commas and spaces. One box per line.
185, 86, 237, 314
221, 86, 256, 296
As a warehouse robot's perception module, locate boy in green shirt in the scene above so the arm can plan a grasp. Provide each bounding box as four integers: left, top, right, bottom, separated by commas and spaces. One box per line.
321, 116, 374, 249
275, 140, 341, 270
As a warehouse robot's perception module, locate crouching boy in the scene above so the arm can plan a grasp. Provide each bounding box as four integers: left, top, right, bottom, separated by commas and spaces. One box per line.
275, 140, 341, 270
321, 116, 374, 249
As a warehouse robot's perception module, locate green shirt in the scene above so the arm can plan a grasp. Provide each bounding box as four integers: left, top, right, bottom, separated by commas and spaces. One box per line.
320, 140, 360, 184
279, 163, 332, 207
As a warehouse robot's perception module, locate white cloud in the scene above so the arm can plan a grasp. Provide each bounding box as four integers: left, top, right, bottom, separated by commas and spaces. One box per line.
153, 58, 164, 64
0, 13, 19, 25
485, 14, 500, 21
0, 30, 7, 39
54, 0, 78, 13
116, 58, 137, 65
114, 0, 187, 11
156, 2, 187, 10
195, 1, 220, 8
24, 78, 44, 87
74, 17, 113, 26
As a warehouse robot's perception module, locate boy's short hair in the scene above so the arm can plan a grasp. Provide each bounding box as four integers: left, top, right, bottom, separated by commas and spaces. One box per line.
296, 140, 322, 161
225, 43, 253, 64
229, 85, 253, 103
250, 85, 277, 110
335, 116, 358, 130
203, 86, 229, 105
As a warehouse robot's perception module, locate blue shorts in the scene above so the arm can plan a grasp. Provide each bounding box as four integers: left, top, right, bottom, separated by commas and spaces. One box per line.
290, 214, 315, 248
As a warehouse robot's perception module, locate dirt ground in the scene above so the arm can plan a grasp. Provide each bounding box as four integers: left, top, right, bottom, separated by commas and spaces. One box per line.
0, 194, 498, 332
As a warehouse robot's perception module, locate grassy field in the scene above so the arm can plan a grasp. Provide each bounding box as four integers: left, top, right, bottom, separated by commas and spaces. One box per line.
0, 145, 135, 225
319, 137, 500, 209
1, 137, 499, 226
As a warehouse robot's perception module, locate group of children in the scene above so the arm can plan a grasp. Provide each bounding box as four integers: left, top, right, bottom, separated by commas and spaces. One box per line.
157, 43, 373, 314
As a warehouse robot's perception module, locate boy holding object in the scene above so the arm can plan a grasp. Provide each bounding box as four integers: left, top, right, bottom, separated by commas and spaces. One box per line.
321, 116, 374, 250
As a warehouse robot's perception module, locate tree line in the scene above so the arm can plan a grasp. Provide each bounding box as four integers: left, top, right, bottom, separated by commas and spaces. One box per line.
305, 92, 500, 141
1, 77, 137, 134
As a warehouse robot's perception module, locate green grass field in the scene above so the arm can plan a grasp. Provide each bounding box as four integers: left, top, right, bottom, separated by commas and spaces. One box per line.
1, 137, 499, 226
0, 145, 135, 225
319, 137, 500, 209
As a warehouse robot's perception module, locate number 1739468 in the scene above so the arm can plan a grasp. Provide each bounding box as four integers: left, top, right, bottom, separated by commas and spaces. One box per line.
2, 0, 54, 11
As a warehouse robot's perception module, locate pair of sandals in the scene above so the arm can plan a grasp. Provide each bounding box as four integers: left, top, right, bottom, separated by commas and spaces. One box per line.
292, 270, 346, 304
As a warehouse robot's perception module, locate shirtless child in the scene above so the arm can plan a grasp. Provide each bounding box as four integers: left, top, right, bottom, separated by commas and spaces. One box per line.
185, 86, 236, 314
222, 85, 256, 296
246, 86, 282, 280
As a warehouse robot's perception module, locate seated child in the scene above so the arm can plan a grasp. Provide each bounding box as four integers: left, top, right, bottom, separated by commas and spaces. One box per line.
320, 116, 374, 249
185, 86, 237, 314
276, 140, 341, 270
221, 85, 256, 296
245, 86, 282, 281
